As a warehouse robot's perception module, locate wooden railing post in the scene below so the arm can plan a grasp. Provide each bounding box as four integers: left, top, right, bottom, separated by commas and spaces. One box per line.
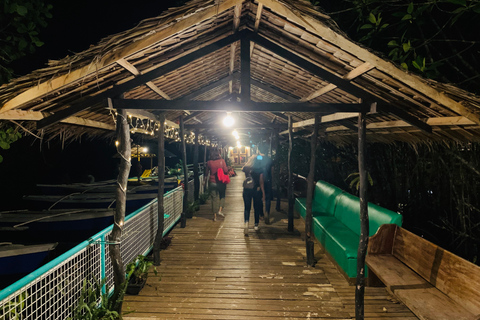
109, 108, 130, 311
153, 113, 165, 266
180, 114, 188, 228
305, 114, 319, 266
194, 128, 200, 201
287, 115, 294, 232
355, 110, 369, 320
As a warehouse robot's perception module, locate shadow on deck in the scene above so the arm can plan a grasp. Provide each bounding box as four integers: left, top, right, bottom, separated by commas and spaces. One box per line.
123, 175, 417, 319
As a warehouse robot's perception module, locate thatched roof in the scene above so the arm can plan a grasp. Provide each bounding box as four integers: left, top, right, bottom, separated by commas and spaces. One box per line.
1, 0, 480, 146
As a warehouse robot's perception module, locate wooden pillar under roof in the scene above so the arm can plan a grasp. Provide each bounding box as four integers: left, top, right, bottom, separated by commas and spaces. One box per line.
355, 110, 368, 319
204, 144, 207, 173
274, 129, 281, 212
240, 36, 251, 102
305, 114, 319, 266
109, 108, 130, 311
180, 114, 188, 228
153, 113, 165, 266
194, 128, 199, 200
287, 115, 294, 232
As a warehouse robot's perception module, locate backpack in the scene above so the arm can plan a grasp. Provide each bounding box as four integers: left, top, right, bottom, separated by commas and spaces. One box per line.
243, 176, 255, 189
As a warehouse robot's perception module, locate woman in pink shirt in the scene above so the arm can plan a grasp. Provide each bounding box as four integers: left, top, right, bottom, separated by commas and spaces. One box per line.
204, 149, 228, 221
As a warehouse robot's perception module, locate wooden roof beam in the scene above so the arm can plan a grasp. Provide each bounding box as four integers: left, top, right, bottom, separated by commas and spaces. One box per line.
1, 0, 244, 114
258, 0, 480, 125
185, 123, 286, 129
240, 36, 251, 102
325, 116, 476, 133
112, 98, 368, 113
250, 3, 264, 57
180, 73, 238, 101
300, 62, 373, 102
247, 31, 432, 133
229, 3, 242, 94
117, 58, 171, 100
279, 112, 360, 135
0, 109, 115, 131
36, 30, 245, 129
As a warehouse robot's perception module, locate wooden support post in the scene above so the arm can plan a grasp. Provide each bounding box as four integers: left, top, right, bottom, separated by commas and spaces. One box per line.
287, 115, 294, 232
355, 110, 368, 320
194, 128, 200, 201
274, 129, 281, 212
204, 144, 208, 174
240, 37, 251, 102
305, 114, 319, 266
153, 114, 165, 266
109, 108, 131, 311
180, 114, 188, 228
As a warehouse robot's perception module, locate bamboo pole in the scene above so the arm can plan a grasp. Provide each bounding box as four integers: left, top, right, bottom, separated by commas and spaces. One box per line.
305, 114, 319, 266
355, 110, 368, 320
109, 108, 131, 311
287, 115, 294, 232
153, 114, 165, 266
180, 114, 188, 228
194, 128, 199, 200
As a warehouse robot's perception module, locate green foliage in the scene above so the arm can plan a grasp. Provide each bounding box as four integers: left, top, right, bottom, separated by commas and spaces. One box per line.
0, 291, 27, 320
125, 255, 158, 283
199, 191, 210, 204
0, 126, 22, 163
313, 0, 480, 93
0, 0, 52, 83
345, 171, 373, 192
68, 277, 126, 320
167, 160, 183, 176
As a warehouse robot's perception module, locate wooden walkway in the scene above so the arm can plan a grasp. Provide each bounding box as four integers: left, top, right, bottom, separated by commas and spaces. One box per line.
123, 175, 417, 319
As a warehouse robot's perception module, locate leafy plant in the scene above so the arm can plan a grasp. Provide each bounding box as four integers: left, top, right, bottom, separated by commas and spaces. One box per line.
0, 127, 22, 163
0, 0, 52, 83
198, 191, 210, 205
125, 255, 158, 284
345, 172, 373, 192
68, 276, 127, 320
0, 291, 27, 320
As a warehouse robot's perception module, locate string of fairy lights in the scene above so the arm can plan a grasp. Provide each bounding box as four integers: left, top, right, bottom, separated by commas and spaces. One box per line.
110, 111, 216, 146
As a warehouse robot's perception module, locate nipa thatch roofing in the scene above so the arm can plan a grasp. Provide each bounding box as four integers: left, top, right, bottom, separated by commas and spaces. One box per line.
1, 0, 480, 146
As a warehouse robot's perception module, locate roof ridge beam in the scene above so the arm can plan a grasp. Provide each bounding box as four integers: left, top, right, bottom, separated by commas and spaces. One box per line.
111, 98, 368, 113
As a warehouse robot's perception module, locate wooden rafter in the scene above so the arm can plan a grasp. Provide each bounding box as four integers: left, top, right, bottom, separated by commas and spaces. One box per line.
248, 31, 432, 133
256, 0, 480, 125
0, 0, 244, 114
229, 3, 242, 94
240, 36, 251, 101
300, 62, 373, 102
325, 116, 476, 133
0, 109, 115, 131
36, 31, 246, 129
117, 59, 171, 100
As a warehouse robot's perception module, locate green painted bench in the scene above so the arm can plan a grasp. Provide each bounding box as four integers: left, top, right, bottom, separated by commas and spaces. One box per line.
295, 181, 402, 282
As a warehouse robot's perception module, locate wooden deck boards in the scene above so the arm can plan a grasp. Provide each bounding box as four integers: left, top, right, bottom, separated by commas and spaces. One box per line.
123, 175, 417, 319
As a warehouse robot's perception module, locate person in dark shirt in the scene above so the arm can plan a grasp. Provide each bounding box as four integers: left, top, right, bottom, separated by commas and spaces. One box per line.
257, 143, 273, 224
242, 156, 265, 236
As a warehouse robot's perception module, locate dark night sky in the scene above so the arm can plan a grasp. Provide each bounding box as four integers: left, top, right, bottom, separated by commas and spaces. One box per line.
1, 1, 189, 209
11, 0, 177, 76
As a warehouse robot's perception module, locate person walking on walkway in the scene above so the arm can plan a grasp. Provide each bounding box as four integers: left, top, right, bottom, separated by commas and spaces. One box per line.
204, 149, 228, 221
242, 156, 265, 235
257, 143, 273, 224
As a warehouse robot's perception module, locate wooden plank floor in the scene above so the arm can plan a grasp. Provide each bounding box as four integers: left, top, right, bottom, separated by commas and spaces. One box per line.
123, 175, 417, 319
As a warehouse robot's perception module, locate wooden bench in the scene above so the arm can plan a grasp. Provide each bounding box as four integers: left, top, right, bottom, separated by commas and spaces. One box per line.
366, 224, 480, 320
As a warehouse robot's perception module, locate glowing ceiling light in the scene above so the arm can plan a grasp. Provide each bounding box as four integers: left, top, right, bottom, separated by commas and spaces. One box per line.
236, 141, 241, 148
143, 147, 148, 153
223, 112, 235, 127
